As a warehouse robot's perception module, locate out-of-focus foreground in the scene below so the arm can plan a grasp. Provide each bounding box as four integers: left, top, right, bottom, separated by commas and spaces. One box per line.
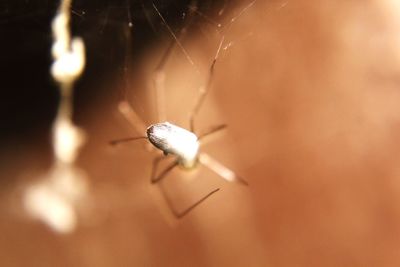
2, 0, 400, 266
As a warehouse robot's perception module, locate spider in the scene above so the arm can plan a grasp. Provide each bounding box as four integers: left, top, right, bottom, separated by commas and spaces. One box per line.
111, 8, 247, 218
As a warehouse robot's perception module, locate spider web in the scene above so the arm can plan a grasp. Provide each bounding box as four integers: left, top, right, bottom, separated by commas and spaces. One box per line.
0, 0, 236, 142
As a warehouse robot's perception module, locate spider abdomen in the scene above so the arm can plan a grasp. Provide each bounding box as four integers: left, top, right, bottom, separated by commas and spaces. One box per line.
147, 122, 200, 168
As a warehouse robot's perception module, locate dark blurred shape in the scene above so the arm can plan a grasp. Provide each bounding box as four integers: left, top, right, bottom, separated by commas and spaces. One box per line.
0, 0, 222, 143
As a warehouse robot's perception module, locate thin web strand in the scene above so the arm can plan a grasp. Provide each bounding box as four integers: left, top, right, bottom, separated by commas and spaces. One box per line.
152, 2, 200, 75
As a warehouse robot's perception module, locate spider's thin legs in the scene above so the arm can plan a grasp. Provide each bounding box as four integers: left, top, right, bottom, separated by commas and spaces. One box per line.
153, 41, 173, 122
109, 136, 148, 146
118, 101, 148, 135
152, 3, 198, 122
189, 36, 225, 133
199, 153, 248, 185
151, 157, 179, 184
152, 2, 198, 73
198, 124, 227, 141
161, 187, 220, 218
151, 156, 166, 183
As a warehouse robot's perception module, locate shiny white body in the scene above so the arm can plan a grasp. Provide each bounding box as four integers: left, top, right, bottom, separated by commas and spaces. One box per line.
147, 122, 200, 169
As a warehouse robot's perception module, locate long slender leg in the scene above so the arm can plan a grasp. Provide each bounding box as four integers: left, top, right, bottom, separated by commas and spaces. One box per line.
151, 155, 167, 183
198, 123, 227, 141
109, 136, 147, 146
160, 187, 220, 218
151, 156, 179, 184
152, 2, 199, 74
199, 152, 248, 185
118, 101, 148, 136
153, 40, 173, 123
152, 2, 198, 122
189, 36, 225, 133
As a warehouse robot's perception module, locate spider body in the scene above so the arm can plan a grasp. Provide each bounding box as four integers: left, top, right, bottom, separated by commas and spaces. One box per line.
147, 122, 199, 169
111, 31, 247, 218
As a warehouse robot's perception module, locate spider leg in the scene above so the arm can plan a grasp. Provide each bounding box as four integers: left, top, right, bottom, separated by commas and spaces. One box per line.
152, 3, 198, 122
151, 156, 179, 184
198, 123, 227, 141
199, 152, 248, 185
118, 101, 148, 136
109, 136, 147, 146
151, 156, 220, 218
161, 187, 220, 219
189, 36, 225, 133
153, 43, 171, 123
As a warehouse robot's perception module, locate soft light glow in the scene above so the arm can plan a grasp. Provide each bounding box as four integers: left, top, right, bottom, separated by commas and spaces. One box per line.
23, 0, 87, 234
24, 166, 87, 233
51, 0, 85, 84
54, 118, 85, 164
24, 181, 76, 233
51, 37, 85, 84
199, 153, 236, 182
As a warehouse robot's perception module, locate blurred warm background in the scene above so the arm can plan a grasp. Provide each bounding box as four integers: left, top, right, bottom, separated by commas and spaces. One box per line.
2, 0, 400, 266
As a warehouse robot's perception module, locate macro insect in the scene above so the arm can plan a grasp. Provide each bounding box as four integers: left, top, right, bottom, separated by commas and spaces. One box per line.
111, 6, 247, 218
